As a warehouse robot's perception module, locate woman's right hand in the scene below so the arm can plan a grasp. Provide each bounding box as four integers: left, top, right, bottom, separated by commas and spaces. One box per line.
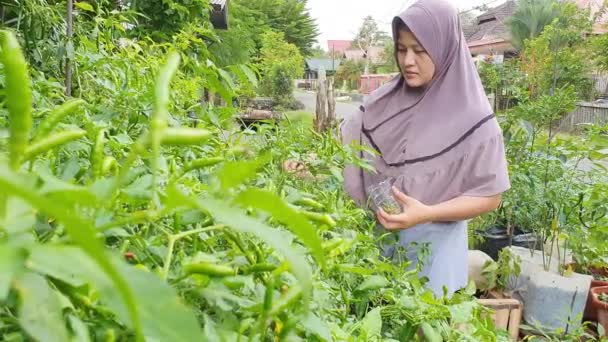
282, 160, 306, 173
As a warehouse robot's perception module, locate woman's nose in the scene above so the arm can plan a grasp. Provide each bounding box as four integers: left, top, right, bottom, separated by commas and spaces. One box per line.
404, 51, 416, 66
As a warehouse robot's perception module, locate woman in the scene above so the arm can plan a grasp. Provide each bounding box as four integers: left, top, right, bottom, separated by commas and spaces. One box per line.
340, 0, 510, 296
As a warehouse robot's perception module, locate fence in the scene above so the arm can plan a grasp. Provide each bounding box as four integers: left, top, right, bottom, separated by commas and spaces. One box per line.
295, 79, 319, 91
557, 101, 608, 131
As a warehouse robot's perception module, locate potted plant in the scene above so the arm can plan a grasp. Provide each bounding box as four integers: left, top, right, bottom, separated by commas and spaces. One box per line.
475, 249, 524, 340
590, 286, 608, 333
477, 249, 522, 298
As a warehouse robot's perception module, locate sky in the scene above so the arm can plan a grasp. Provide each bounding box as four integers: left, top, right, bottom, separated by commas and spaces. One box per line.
306, 0, 507, 49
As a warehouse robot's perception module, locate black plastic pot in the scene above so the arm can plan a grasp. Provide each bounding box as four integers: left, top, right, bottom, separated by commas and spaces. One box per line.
477, 225, 539, 260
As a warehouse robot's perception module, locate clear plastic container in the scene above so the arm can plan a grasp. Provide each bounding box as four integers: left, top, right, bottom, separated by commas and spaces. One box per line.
367, 178, 403, 215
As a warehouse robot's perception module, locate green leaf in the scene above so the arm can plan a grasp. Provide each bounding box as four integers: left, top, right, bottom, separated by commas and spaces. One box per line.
239, 65, 258, 87
448, 301, 476, 324
234, 188, 324, 267
0, 165, 142, 340
28, 246, 205, 341
122, 174, 153, 200
217, 69, 236, 92
0, 197, 36, 235
355, 275, 389, 293
38, 171, 99, 207
0, 245, 25, 300
330, 166, 344, 182
217, 154, 269, 190
15, 273, 70, 342
75, 2, 95, 12
200, 281, 256, 311
68, 314, 91, 342
359, 307, 382, 339
301, 313, 331, 341
169, 186, 313, 306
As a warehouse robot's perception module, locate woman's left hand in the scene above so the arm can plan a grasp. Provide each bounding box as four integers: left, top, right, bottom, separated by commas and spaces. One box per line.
376, 186, 435, 230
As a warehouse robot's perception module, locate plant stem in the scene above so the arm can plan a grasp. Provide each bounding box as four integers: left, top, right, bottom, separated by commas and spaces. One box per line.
65, 0, 73, 97
161, 225, 225, 280
96, 210, 160, 232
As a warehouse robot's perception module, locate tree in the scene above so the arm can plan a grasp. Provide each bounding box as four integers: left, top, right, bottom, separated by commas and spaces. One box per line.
519, 2, 593, 99
353, 16, 389, 74
593, 33, 608, 72
209, 0, 258, 67
257, 31, 304, 102
335, 59, 365, 91
233, 0, 319, 56
507, 0, 561, 50
129, 0, 212, 39
310, 45, 328, 58
377, 38, 399, 74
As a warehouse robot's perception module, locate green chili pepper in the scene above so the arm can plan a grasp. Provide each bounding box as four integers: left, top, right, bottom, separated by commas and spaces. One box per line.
160, 128, 213, 146
91, 129, 106, 180
300, 210, 336, 227
1, 30, 32, 170
239, 263, 277, 275
263, 277, 275, 312
23, 129, 86, 161
294, 197, 324, 210
33, 98, 86, 141
101, 156, 118, 176
182, 157, 224, 173
183, 262, 236, 277
321, 238, 343, 252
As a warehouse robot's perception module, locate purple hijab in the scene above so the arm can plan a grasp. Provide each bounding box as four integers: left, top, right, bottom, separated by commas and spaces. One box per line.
342, 0, 510, 207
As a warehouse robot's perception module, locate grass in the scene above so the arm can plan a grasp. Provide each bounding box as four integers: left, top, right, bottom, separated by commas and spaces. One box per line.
285, 111, 314, 127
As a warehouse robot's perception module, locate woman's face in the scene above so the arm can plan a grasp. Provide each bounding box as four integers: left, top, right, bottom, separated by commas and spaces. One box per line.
396, 29, 435, 88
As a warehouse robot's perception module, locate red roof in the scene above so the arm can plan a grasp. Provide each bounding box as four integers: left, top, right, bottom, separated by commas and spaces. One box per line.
327, 40, 352, 54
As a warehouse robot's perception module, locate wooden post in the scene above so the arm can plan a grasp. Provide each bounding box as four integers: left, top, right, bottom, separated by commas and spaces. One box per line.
314, 68, 327, 132
65, 0, 73, 96
327, 76, 336, 125
314, 68, 337, 132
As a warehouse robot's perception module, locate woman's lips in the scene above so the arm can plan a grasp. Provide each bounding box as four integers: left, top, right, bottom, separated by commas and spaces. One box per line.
405, 71, 418, 79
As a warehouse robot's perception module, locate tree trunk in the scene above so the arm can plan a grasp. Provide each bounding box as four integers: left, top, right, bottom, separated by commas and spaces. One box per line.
65, 0, 73, 97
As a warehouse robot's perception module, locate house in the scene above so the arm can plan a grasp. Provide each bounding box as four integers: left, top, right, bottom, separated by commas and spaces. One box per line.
359, 73, 399, 94
298, 58, 342, 90
465, 0, 608, 58
342, 46, 384, 64
575, 0, 608, 34
210, 0, 229, 30
304, 58, 342, 78
464, 0, 518, 58
327, 40, 353, 55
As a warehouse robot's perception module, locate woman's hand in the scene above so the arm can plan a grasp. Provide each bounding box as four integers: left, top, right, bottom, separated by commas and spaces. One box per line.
376, 186, 434, 231
377, 186, 503, 231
